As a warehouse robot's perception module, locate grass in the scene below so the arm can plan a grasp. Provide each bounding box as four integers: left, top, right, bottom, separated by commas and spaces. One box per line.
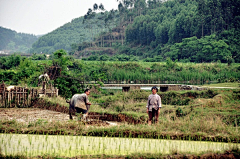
82, 61, 239, 68
27, 89, 239, 138
42, 95, 69, 107
1, 89, 240, 143
202, 82, 240, 88
81, 61, 240, 84
0, 115, 239, 142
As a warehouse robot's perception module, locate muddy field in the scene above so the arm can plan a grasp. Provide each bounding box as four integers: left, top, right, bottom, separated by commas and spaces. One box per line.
0, 108, 111, 126
0, 108, 72, 123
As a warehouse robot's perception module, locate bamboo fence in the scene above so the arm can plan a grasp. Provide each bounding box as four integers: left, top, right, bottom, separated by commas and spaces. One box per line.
0, 82, 58, 108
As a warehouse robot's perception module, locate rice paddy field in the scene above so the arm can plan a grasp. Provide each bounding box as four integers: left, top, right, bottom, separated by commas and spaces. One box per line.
1, 133, 239, 157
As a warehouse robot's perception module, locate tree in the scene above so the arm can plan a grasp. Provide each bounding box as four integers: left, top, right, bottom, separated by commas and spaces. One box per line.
196, 0, 208, 37
99, 54, 109, 61
83, 3, 118, 47
52, 49, 73, 70
0, 54, 21, 69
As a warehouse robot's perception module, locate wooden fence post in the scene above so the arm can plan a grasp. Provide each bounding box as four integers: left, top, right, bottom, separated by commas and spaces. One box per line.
18, 87, 20, 106
11, 91, 13, 107
3, 90, 5, 107
56, 88, 58, 97
8, 91, 10, 107
43, 81, 46, 95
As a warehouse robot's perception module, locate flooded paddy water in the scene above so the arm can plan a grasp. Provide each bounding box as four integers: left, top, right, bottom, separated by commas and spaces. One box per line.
0, 133, 239, 157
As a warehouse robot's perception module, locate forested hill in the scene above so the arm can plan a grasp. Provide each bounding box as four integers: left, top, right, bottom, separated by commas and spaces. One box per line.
31, 0, 240, 63
123, 0, 240, 63
0, 27, 38, 53
30, 12, 117, 54
75, 0, 240, 63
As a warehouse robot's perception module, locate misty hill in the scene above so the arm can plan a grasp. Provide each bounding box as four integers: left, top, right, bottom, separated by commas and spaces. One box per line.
0, 26, 38, 53
31, 12, 118, 54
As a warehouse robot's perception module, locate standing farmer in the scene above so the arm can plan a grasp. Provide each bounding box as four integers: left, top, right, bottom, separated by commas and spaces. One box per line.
69, 88, 91, 120
146, 86, 162, 125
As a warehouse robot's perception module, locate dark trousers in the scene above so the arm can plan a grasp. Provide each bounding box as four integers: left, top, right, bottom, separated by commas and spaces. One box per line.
148, 108, 159, 123
69, 106, 88, 120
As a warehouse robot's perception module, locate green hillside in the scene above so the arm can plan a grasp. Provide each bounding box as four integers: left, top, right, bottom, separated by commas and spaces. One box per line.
31, 0, 240, 63
31, 12, 118, 54
124, 0, 240, 63
73, 0, 240, 63
0, 27, 38, 53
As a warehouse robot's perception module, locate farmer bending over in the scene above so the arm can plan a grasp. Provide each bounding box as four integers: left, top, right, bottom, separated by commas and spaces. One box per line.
69, 88, 91, 120
146, 86, 162, 125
